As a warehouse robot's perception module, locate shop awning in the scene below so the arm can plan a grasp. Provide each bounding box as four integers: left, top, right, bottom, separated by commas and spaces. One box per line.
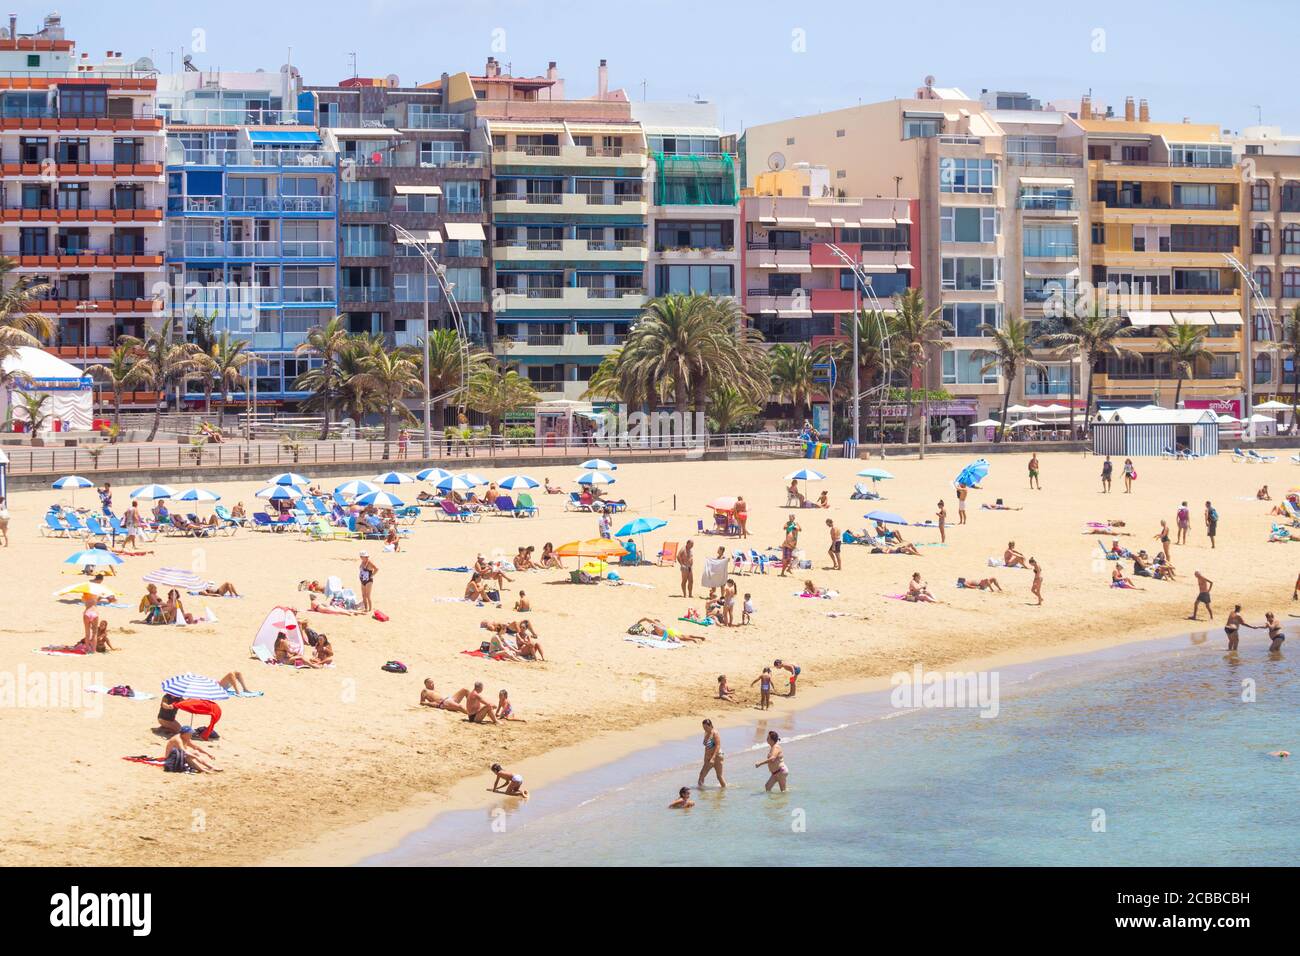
396, 230, 442, 244
444, 222, 486, 241
1171, 311, 1214, 325
247, 130, 321, 144
1211, 310, 1244, 326
1019, 177, 1075, 187
393, 184, 443, 195
1127, 310, 1174, 327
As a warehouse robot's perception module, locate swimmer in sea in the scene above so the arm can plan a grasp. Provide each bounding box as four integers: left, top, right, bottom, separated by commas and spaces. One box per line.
669, 786, 695, 809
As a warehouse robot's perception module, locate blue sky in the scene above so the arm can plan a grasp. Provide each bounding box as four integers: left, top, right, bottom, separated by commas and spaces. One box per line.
14, 0, 1296, 133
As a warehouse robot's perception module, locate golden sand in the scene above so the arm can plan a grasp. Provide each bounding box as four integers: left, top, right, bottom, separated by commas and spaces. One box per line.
0, 450, 1289, 865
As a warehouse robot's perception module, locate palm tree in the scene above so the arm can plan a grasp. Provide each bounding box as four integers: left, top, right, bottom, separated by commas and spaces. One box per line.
1270, 305, 1300, 418
971, 315, 1044, 443
295, 315, 351, 440
85, 343, 143, 430
18, 392, 49, 443
209, 332, 252, 426
467, 362, 540, 436
582, 347, 627, 403
420, 327, 485, 432
1159, 321, 1212, 409
1041, 303, 1139, 428
0, 257, 53, 345
769, 342, 823, 425
706, 382, 761, 434
120, 324, 202, 441
828, 308, 894, 450
890, 289, 949, 456
689, 296, 767, 436
350, 347, 424, 458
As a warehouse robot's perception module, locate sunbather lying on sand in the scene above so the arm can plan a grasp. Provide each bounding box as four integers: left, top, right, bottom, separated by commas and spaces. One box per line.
307, 593, 363, 615
958, 575, 1002, 591
981, 499, 1022, 511
632, 616, 704, 642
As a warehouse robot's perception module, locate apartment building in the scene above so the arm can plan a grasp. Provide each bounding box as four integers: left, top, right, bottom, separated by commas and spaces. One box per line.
633, 101, 740, 304
158, 68, 338, 407
309, 74, 491, 359
470, 58, 649, 401
1070, 96, 1245, 413
0, 12, 166, 390
1232, 125, 1300, 407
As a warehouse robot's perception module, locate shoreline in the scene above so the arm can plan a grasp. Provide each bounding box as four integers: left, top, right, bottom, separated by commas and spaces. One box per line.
263, 622, 1219, 867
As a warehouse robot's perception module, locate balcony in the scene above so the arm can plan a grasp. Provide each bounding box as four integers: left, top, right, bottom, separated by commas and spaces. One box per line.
492, 192, 648, 216
493, 143, 647, 169
1007, 152, 1083, 167
340, 286, 391, 303
164, 107, 309, 126
4, 249, 163, 268
0, 206, 163, 223
0, 160, 163, 178
745, 291, 812, 317
341, 151, 484, 169
493, 238, 648, 263
0, 113, 162, 132
1091, 245, 1241, 269
1090, 199, 1239, 227
1017, 196, 1079, 215
1089, 159, 1238, 184
341, 197, 391, 214
169, 195, 336, 215
171, 148, 336, 169
499, 286, 646, 312
341, 240, 393, 259
165, 240, 334, 260
499, 332, 621, 356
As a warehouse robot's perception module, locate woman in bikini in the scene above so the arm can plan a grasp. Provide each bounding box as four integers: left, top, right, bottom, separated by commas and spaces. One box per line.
419, 679, 468, 713
1111, 566, 1143, 590
698, 718, 726, 789
734, 496, 749, 539
81, 592, 100, 645
539, 542, 564, 569
755, 730, 789, 792
1154, 520, 1172, 563
1029, 558, 1044, 606
1223, 605, 1258, 653
906, 572, 938, 603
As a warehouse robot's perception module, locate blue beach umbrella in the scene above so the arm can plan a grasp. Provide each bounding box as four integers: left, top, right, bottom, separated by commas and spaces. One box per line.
355, 490, 405, 508
576, 471, 616, 486
63, 548, 124, 567
173, 488, 221, 502
130, 484, 177, 500
269, 472, 309, 487
865, 510, 907, 525
785, 468, 826, 481
459, 472, 488, 487
334, 479, 377, 498
954, 459, 990, 489
372, 471, 417, 485
580, 458, 617, 471
160, 673, 230, 702
615, 516, 666, 565
857, 468, 894, 481
52, 475, 93, 489
436, 475, 476, 493
417, 467, 453, 483
499, 474, 540, 490
255, 484, 304, 500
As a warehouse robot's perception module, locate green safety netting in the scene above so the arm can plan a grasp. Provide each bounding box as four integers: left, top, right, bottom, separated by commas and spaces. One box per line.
653, 152, 738, 206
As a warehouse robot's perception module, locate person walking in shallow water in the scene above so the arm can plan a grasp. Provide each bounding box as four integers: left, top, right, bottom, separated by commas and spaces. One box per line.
698, 719, 726, 789
756, 730, 789, 792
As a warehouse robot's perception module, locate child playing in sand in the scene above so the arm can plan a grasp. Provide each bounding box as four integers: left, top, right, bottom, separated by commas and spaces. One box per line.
489, 763, 528, 799
742, 593, 754, 625
751, 667, 774, 710
773, 659, 800, 697
514, 591, 531, 612
717, 675, 739, 702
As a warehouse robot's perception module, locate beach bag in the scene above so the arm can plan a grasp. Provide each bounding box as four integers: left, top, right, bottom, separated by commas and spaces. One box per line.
479, 641, 492, 655
627, 622, 648, 636
372, 610, 389, 622
380, 660, 407, 673
163, 749, 189, 773
1210, 507, 1219, 523
108, 685, 134, 697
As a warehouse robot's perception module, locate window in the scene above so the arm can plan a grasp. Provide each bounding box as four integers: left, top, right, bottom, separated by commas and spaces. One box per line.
1282, 182, 1300, 213
1255, 266, 1272, 297
1254, 313, 1274, 342
836, 129, 846, 138
55, 137, 89, 163
939, 158, 998, 193
1023, 224, 1077, 258
836, 169, 846, 179
27, 54, 40, 68
940, 206, 998, 243
1255, 353, 1273, 385
444, 181, 481, 214
655, 264, 733, 296
1173, 183, 1218, 208
837, 225, 909, 250
941, 302, 1002, 337
58, 85, 108, 119
19, 227, 48, 255
1285, 268, 1300, 299
655, 221, 732, 251
57, 182, 89, 210
1168, 143, 1232, 168
1254, 224, 1272, 255
785, 137, 795, 146
1285, 225, 1300, 255
1169, 225, 1237, 253
903, 118, 940, 139
1253, 180, 1271, 211
1091, 223, 1105, 245
942, 349, 999, 385
113, 138, 143, 165
941, 257, 1000, 290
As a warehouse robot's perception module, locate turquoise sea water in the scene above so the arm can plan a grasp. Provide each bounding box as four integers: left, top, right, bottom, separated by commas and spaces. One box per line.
366, 631, 1298, 866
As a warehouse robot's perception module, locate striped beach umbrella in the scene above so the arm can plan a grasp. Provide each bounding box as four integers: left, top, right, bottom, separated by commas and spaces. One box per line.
498, 474, 539, 490
371, 471, 417, 485
576, 471, 616, 486
142, 568, 206, 590
580, 458, 617, 471
63, 548, 125, 567
435, 474, 475, 493
417, 467, 453, 483
459, 472, 488, 486
355, 490, 405, 508
160, 673, 230, 702
255, 484, 304, 500
173, 488, 221, 502
52, 475, 93, 489
269, 472, 310, 487
334, 479, 377, 498
130, 484, 177, 500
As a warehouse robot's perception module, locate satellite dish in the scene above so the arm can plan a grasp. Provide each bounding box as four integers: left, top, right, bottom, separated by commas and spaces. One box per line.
132, 56, 157, 73
386, 73, 400, 87
924, 74, 936, 87
767, 151, 786, 172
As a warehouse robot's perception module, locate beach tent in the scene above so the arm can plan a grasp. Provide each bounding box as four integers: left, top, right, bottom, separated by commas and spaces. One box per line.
1092, 407, 1218, 457
251, 606, 304, 657
0, 347, 93, 433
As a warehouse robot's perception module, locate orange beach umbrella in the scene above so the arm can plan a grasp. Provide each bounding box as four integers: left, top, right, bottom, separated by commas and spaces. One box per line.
555, 539, 629, 559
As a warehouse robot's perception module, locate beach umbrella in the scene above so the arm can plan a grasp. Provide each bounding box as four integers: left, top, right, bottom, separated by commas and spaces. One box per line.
63, 548, 124, 567
173, 488, 221, 502
417, 467, 454, 483
355, 490, 405, 508
142, 568, 206, 590
707, 495, 738, 512
954, 459, 989, 489
784, 467, 826, 500
856, 467, 894, 481
459, 472, 489, 487
1036, 403, 1070, 413
1009, 418, 1044, 428
580, 459, 617, 471
1214, 414, 1239, 424
255, 484, 304, 500
372, 471, 417, 485
52, 474, 94, 507
269, 472, 309, 486
499, 474, 540, 490
615, 516, 667, 565
576, 471, 616, 486
969, 419, 1001, 428
334, 479, 377, 498
1005, 404, 1033, 414
53, 581, 119, 600
160, 673, 230, 702
1247, 413, 1277, 423
555, 538, 628, 559
130, 484, 177, 500
865, 510, 907, 525
1255, 400, 1293, 410
435, 474, 476, 493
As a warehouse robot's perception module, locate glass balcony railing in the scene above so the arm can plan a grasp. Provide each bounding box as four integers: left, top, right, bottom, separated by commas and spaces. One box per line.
341, 240, 393, 258
340, 286, 391, 302
171, 148, 336, 168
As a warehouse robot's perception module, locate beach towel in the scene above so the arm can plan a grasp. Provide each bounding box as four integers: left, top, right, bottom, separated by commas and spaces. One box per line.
460, 649, 508, 661
624, 636, 684, 650
793, 591, 838, 599
883, 594, 911, 601
431, 566, 471, 573
122, 755, 167, 768
432, 596, 471, 604
85, 685, 157, 700
677, 615, 715, 627
36, 646, 89, 656
227, 690, 264, 698
700, 557, 729, 589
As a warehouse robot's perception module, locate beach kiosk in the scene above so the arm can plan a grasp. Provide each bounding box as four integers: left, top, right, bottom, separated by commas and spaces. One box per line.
1092, 406, 1219, 457
0, 347, 93, 434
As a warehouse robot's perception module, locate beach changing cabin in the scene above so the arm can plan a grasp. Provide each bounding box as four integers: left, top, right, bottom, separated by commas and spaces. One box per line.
1091, 407, 1219, 457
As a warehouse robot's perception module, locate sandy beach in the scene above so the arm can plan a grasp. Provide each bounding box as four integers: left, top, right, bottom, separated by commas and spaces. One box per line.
0, 449, 1293, 866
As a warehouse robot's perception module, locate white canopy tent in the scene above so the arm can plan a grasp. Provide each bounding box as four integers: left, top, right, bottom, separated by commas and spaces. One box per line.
1093, 406, 1219, 457
0, 347, 93, 434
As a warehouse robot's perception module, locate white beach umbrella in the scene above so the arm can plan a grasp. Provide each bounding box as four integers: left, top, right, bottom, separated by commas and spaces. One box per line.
371, 471, 417, 485
970, 419, 1002, 428
1254, 400, 1293, 410
334, 479, 377, 498
417, 467, 454, 483
130, 484, 177, 500
499, 474, 540, 490
1009, 419, 1044, 428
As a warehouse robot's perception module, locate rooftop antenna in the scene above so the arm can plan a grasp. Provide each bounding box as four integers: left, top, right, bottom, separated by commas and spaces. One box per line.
1253, 104, 1263, 125
640, 79, 646, 101
349, 51, 357, 77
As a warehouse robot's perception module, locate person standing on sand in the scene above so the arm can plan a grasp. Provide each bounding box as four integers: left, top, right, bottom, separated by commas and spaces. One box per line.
936, 501, 947, 544
956, 483, 968, 525
1190, 571, 1214, 620
698, 719, 726, 788
1154, 520, 1172, 563
779, 519, 800, 577
0, 495, 9, 547
358, 551, 378, 612
1204, 501, 1218, 549
1122, 458, 1137, 493
751, 667, 774, 710
826, 518, 841, 570
1176, 501, 1191, 546
756, 730, 789, 792
1029, 558, 1043, 606
1028, 453, 1041, 491
1101, 456, 1113, 493
678, 539, 695, 598
735, 496, 749, 538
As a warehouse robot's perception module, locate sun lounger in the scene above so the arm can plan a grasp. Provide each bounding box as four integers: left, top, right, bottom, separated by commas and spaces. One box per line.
494, 495, 521, 517
61, 512, 87, 535
1249, 449, 1277, 463
1097, 540, 1120, 561
82, 515, 110, 541
515, 492, 539, 516
565, 492, 593, 512
1232, 448, 1251, 463
309, 517, 356, 541
657, 541, 679, 566
437, 499, 477, 522
40, 513, 70, 537
394, 505, 420, 525
850, 482, 880, 500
